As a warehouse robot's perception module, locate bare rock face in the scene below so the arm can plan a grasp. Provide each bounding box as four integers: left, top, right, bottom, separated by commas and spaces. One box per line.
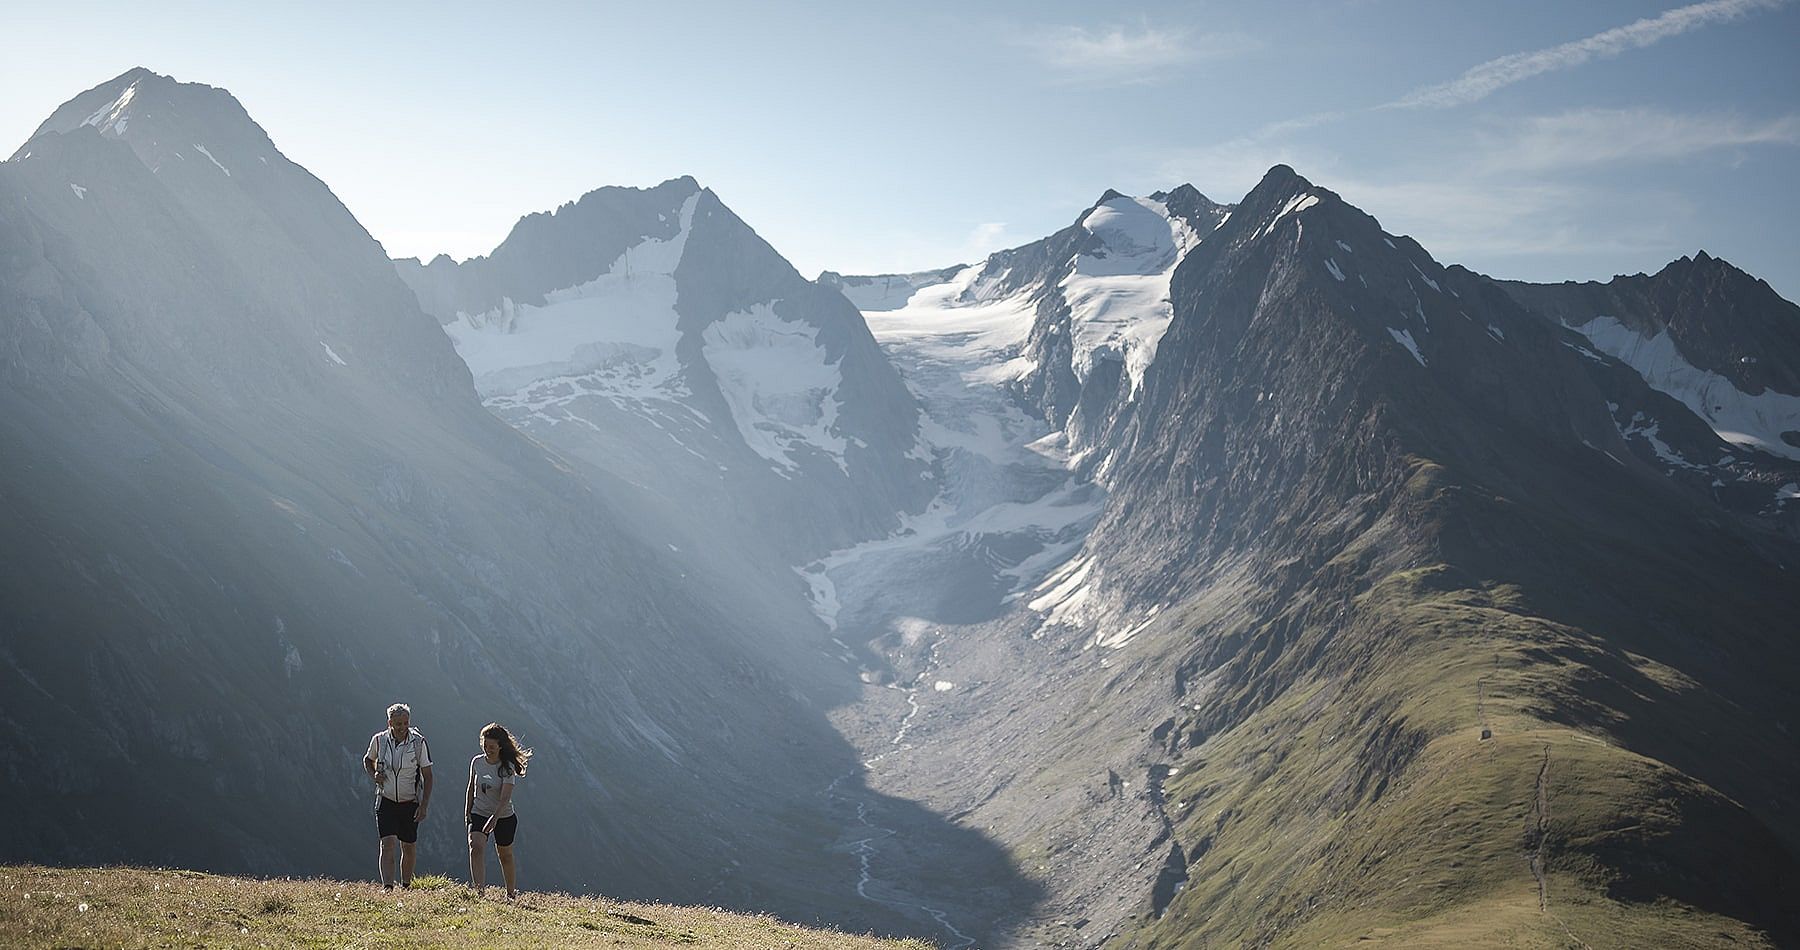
1496, 251, 1800, 398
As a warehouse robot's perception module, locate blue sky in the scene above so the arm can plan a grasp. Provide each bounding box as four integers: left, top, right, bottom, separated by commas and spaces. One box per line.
4, 0, 1798, 298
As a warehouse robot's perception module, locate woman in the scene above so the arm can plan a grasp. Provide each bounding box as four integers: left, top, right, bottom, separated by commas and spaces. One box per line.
465, 722, 531, 899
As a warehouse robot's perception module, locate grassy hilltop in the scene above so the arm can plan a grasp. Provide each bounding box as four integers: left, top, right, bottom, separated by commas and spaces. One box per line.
0, 865, 937, 949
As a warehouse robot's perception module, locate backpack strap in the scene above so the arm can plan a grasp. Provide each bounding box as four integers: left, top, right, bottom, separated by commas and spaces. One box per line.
411, 730, 427, 802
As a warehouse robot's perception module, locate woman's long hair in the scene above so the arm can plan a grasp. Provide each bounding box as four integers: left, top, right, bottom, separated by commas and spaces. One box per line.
480, 722, 532, 776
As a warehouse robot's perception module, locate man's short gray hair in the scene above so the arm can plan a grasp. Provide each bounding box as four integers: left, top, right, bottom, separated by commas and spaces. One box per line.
387, 703, 411, 721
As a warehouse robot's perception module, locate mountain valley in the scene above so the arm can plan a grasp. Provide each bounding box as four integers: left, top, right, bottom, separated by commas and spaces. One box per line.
4, 67, 1799, 949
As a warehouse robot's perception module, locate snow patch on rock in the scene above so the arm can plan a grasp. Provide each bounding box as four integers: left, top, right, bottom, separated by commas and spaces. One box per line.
81, 81, 138, 135
444, 192, 699, 404
1575, 316, 1800, 461
1387, 327, 1426, 366
701, 303, 848, 476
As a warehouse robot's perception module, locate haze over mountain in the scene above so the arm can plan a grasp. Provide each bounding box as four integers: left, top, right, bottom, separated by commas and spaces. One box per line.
393, 174, 932, 564
0, 68, 1013, 938
4, 67, 1799, 950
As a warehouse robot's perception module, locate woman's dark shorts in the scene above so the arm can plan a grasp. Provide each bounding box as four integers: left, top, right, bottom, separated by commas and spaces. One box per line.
469, 813, 518, 847
376, 797, 419, 843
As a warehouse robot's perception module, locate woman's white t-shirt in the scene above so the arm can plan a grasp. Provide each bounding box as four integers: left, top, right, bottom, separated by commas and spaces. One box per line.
469, 755, 518, 818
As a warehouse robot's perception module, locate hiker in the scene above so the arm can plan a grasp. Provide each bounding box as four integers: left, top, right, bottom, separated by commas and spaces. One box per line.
466, 721, 531, 900
364, 702, 434, 889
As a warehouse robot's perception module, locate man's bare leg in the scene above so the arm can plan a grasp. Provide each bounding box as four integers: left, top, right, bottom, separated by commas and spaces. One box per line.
379, 835, 399, 889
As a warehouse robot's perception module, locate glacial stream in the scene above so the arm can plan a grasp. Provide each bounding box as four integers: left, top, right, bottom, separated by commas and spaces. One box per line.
823, 666, 976, 950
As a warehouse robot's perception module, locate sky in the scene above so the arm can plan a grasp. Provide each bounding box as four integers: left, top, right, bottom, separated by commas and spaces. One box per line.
4, 0, 1799, 299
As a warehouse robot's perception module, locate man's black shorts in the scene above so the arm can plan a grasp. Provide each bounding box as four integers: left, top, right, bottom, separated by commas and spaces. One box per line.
377, 797, 420, 843
469, 813, 518, 847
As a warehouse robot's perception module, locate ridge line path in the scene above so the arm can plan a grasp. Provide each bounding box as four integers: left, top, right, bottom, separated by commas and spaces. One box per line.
1527, 743, 1550, 911
1524, 742, 1588, 947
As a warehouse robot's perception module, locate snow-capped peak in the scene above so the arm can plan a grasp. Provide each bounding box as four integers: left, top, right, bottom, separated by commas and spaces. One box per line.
444, 189, 701, 400
1064, 192, 1210, 392
1078, 195, 1186, 275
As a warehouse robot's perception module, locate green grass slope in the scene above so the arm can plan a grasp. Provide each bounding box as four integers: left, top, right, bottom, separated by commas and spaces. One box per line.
1114, 541, 1796, 948
0, 865, 935, 949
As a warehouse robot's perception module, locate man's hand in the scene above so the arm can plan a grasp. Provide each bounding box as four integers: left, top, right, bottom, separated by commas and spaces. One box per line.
483, 815, 498, 836
373, 770, 386, 787
415, 804, 429, 824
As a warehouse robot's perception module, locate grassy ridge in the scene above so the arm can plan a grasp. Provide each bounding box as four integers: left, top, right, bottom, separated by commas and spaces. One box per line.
1113, 565, 1783, 949
0, 865, 935, 949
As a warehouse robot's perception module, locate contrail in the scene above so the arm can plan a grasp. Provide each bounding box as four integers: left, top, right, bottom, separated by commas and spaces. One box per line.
1389, 0, 1787, 109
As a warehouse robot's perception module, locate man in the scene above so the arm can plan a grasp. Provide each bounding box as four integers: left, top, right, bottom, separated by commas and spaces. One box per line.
364, 702, 433, 889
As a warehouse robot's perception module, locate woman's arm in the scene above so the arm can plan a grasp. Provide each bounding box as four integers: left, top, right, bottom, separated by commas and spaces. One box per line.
482, 784, 514, 834
465, 761, 476, 819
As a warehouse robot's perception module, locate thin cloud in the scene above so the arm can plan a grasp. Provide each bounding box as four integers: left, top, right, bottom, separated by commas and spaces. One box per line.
1389, 0, 1787, 109
1017, 22, 1255, 84
1477, 108, 1800, 173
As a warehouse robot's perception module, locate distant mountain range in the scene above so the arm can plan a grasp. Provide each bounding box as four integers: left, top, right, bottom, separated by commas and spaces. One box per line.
4, 68, 1797, 949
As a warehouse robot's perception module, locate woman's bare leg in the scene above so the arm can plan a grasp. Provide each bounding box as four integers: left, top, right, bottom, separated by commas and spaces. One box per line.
468, 831, 488, 892
497, 844, 518, 899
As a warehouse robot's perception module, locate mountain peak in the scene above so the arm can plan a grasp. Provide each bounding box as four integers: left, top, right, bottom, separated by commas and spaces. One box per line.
1207, 163, 1341, 247
14, 66, 280, 180
1085, 185, 1227, 228
1159, 182, 1204, 203
1659, 248, 1755, 285
26, 67, 214, 141
1257, 163, 1308, 190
